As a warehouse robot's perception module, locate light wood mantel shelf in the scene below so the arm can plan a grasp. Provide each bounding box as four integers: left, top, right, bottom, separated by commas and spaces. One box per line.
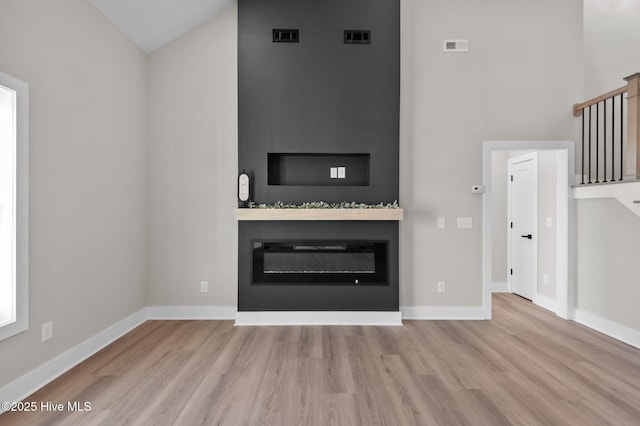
235, 208, 404, 221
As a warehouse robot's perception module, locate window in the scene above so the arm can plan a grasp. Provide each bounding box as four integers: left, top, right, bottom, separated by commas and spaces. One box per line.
0, 71, 28, 341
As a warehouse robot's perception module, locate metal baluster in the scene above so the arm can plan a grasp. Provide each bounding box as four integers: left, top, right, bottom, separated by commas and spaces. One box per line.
611, 96, 616, 182
620, 94, 624, 181
587, 105, 592, 183
595, 102, 600, 183
603, 99, 607, 182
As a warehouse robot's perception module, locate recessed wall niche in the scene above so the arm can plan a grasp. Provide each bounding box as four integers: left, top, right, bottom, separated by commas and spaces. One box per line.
267, 153, 370, 186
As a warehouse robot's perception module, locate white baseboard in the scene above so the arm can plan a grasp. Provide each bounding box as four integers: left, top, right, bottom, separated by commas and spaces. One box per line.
0, 309, 147, 413
146, 306, 236, 320
492, 282, 509, 293
533, 293, 557, 313
235, 311, 402, 326
573, 309, 640, 350
400, 306, 485, 320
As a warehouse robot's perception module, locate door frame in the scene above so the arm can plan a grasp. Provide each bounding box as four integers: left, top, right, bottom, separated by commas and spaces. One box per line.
507, 152, 539, 299
482, 141, 575, 320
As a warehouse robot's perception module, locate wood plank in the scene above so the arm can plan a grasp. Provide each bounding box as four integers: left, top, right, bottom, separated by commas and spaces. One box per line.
235, 208, 404, 221
3, 294, 640, 425
573, 84, 627, 116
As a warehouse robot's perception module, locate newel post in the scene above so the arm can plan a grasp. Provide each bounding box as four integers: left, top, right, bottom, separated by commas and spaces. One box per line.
624, 73, 640, 179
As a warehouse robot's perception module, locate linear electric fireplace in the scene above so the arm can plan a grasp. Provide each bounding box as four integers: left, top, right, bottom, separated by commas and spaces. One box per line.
253, 240, 387, 284
238, 221, 398, 312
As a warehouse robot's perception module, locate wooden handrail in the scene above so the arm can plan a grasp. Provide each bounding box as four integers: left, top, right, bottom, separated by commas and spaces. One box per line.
574, 73, 640, 181
573, 85, 627, 117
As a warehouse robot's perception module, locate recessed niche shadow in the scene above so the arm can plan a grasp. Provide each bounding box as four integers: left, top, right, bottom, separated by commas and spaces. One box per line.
267, 153, 370, 186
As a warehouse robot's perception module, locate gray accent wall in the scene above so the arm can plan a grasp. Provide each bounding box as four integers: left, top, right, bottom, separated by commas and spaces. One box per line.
238, 0, 400, 205
237, 0, 400, 311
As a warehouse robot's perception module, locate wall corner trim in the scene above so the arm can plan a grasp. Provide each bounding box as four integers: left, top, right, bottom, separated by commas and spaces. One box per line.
400, 306, 485, 320
0, 309, 148, 412
573, 309, 640, 350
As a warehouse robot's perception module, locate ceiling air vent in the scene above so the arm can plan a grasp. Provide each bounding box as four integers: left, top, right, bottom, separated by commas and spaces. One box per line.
344, 30, 371, 44
443, 39, 469, 53
273, 29, 299, 43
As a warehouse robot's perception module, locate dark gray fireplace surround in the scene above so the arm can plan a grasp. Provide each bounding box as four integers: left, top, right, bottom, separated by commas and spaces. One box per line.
238, 0, 400, 312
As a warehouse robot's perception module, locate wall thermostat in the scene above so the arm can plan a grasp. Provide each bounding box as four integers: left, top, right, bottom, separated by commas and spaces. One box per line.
472, 184, 485, 194
238, 173, 250, 202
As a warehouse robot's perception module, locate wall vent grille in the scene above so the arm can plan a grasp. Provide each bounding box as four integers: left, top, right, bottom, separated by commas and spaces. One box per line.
344, 30, 371, 44
443, 39, 469, 52
273, 29, 299, 43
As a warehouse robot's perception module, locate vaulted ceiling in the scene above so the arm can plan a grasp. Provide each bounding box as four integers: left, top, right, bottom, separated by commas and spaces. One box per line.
90, 0, 233, 52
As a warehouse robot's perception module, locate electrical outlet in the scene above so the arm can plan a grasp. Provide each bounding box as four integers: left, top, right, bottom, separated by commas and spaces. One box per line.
42, 321, 53, 342
437, 217, 446, 229
543, 274, 549, 285
200, 281, 209, 293
437, 281, 446, 293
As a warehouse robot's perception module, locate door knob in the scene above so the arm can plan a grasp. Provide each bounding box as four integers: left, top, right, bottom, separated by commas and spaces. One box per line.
521, 234, 533, 239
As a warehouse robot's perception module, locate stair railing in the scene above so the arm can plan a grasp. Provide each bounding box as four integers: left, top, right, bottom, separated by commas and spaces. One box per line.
573, 73, 640, 184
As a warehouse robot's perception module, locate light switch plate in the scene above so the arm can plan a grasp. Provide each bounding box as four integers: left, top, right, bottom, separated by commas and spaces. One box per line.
545, 217, 552, 228
437, 217, 445, 229
457, 217, 472, 229
337, 167, 346, 179
330, 167, 338, 178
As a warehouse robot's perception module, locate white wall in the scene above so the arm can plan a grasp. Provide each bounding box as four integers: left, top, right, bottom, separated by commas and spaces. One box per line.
399, 0, 581, 307
584, 0, 640, 97
491, 151, 508, 284
537, 151, 558, 300
146, 4, 238, 307
576, 198, 640, 331
0, 0, 147, 387
577, 0, 640, 334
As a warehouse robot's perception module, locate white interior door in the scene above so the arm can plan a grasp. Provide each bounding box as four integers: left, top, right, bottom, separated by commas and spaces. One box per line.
508, 153, 538, 300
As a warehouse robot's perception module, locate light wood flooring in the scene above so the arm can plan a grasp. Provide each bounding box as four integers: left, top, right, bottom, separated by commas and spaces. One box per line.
2, 294, 640, 425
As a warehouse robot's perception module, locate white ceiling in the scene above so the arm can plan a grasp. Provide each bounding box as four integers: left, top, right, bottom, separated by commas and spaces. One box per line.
90, 0, 233, 53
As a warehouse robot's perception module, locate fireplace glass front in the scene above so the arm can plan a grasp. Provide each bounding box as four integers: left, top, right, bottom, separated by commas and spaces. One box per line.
252, 241, 387, 284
